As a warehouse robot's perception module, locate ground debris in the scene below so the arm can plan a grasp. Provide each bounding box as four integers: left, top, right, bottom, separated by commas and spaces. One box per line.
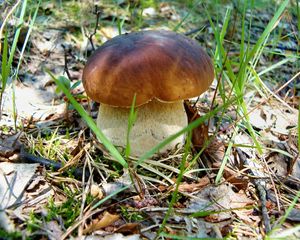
0, 0, 299, 239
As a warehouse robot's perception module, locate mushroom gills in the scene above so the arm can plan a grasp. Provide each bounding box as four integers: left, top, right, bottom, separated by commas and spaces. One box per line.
96, 99, 188, 156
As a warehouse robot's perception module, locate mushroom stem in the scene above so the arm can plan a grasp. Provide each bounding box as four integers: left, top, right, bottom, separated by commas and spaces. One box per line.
96, 100, 188, 156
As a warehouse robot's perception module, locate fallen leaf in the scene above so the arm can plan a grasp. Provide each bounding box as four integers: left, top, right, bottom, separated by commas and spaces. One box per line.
184, 101, 208, 148
115, 223, 140, 235
43, 221, 63, 240
205, 140, 225, 163
83, 211, 120, 234
0, 133, 22, 159
2, 81, 65, 123
178, 177, 210, 193
249, 105, 297, 135
213, 162, 249, 191
187, 184, 254, 222
0, 162, 39, 209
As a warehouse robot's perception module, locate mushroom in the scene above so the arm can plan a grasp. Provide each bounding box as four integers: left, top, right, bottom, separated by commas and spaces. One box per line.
82, 30, 214, 156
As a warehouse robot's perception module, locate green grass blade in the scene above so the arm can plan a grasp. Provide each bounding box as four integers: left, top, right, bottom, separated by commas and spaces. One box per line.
91, 185, 129, 210
220, 8, 231, 42
125, 94, 137, 158
1, 30, 8, 91
47, 71, 128, 168
238, 0, 289, 83
215, 7, 231, 101
12, 1, 40, 127
6, 0, 27, 75
298, 100, 300, 153
240, 0, 247, 65
249, 57, 292, 82
173, 0, 201, 32
15, 1, 40, 74
215, 126, 239, 184
1, 0, 28, 119
269, 190, 300, 235
157, 132, 192, 235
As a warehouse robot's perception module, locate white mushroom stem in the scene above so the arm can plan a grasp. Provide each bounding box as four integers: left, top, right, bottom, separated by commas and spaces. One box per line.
96, 100, 188, 156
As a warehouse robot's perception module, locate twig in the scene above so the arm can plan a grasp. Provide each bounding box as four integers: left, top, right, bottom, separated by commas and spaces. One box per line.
236, 148, 271, 233
85, 5, 102, 51
61, 44, 73, 80
18, 147, 89, 180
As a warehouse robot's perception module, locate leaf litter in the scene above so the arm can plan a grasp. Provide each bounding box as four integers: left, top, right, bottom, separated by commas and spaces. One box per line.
0, 1, 299, 239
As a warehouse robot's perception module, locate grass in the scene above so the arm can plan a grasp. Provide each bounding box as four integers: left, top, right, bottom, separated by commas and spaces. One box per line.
1, 0, 299, 239
0, 0, 40, 128
1, 0, 27, 123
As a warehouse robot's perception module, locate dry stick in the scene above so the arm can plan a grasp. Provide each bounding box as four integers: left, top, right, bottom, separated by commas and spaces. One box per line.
78, 157, 93, 237
260, 155, 282, 213
62, 45, 73, 80
18, 146, 89, 179
85, 5, 102, 51
236, 148, 271, 233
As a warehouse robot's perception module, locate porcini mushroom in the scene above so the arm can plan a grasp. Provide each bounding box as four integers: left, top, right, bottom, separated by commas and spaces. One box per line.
82, 30, 214, 156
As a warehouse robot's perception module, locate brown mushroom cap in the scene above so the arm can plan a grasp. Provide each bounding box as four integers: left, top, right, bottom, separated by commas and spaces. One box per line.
82, 30, 214, 107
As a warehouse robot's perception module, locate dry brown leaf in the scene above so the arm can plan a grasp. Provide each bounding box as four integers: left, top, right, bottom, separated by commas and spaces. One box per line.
188, 184, 254, 223
90, 184, 104, 199
178, 176, 210, 193
233, 209, 260, 225
213, 162, 249, 191
205, 140, 225, 163
184, 101, 209, 148
249, 105, 297, 135
0, 133, 22, 159
83, 211, 120, 234
115, 223, 140, 235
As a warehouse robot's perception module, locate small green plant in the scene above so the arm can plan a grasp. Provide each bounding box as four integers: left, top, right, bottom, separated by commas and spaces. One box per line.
26, 210, 41, 233
46, 189, 81, 228
55, 76, 81, 95
120, 206, 145, 222
0, 229, 22, 240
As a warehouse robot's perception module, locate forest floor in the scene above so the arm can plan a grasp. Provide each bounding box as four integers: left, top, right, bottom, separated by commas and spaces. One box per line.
0, 0, 300, 239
